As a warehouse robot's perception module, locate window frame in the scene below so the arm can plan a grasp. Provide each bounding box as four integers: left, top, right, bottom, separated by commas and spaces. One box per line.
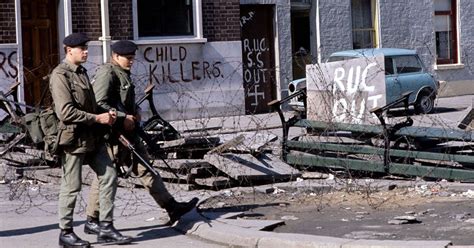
350, 0, 380, 49
434, 0, 458, 65
132, 0, 206, 44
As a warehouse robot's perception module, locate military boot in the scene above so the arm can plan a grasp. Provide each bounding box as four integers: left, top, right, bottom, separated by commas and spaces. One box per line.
97, 222, 132, 245
165, 197, 199, 225
59, 229, 90, 248
83, 216, 100, 235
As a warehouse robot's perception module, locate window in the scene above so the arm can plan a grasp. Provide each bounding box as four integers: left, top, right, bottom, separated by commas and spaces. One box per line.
384, 57, 394, 75
434, 0, 458, 64
133, 0, 203, 40
393, 56, 422, 74
351, 0, 378, 49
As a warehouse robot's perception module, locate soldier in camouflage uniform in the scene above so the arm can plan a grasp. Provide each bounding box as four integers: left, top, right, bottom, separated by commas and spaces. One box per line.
84, 40, 198, 235
50, 33, 132, 247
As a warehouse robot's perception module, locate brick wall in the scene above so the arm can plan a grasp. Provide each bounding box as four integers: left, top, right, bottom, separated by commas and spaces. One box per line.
0, 0, 17, 44
202, 0, 241, 41
69, 0, 241, 42
71, 0, 102, 40
109, 0, 133, 40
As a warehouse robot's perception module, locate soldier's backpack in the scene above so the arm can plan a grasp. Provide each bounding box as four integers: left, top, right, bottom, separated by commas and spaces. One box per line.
39, 107, 61, 156
23, 107, 61, 157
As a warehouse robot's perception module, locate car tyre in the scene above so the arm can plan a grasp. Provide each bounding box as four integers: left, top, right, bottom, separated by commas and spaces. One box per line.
414, 91, 435, 114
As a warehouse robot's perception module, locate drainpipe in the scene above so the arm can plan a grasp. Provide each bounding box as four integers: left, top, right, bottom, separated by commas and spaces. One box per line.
14, 0, 24, 103
100, 0, 111, 63
315, 0, 322, 64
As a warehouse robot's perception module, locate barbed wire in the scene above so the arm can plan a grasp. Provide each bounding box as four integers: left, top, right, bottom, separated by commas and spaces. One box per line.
0, 46, 472, 219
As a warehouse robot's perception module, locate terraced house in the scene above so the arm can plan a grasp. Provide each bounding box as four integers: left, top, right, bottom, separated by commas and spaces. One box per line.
288, 0, 474, 96
0, 0, 472, 120
0, 0, 245, 120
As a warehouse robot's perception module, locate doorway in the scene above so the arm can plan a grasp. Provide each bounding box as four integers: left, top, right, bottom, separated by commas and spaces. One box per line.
21, 0, 59, 107
240, 5, 276, 114
291, 10, 311, 80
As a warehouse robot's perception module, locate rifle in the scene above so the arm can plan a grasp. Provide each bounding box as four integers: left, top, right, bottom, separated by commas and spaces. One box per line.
116, 132, 160, 177
111, 106, 180, 179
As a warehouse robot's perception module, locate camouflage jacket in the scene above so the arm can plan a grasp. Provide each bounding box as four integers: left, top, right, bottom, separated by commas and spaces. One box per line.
92, 63, 137, 133
49, 60, 99, 153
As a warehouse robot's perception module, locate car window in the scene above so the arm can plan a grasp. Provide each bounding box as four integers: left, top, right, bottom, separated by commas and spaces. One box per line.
393, 55, 422, 74
384, 57, 394, 75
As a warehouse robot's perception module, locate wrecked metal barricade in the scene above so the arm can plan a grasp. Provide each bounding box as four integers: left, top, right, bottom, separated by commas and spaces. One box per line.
136, 84, 300, 189
0, 82, 58, 172
270, 90, 474, 182
29, 83, 299, 188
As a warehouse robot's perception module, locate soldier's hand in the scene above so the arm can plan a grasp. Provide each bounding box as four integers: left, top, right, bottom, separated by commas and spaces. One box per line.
123, 115, 136, 131
135, 112, 141, 122
95, 112, 116, 126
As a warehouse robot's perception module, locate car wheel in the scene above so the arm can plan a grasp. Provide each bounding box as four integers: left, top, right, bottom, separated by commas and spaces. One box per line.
414, 91, 435, 114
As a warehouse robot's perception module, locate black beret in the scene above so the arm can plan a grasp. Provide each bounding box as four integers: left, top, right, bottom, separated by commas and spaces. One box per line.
111, 40, 138, 56
63, 33, 90, 47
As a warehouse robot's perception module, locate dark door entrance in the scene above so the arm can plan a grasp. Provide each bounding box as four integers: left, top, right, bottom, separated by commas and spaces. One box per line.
21, 0, 59, 107
291, 10, 311, 80
240, 5, 276, 114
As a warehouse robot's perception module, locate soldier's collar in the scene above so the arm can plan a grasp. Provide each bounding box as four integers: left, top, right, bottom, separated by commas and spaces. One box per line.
110, 62, 131, 75
63, 59, 87, 73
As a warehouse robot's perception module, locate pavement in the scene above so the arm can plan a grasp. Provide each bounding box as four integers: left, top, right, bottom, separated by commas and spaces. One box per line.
1, 177, 472, 248
0, 94, 473, 248
437, 80, 474, 98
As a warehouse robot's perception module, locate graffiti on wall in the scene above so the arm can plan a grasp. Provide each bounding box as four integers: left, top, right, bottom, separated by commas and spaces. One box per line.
0, 50, 18, 79
143, 46, 224, 85
129, 41, 245, 121
306, 56, 386, 124
240, 5, 276, 114
242, 38, 271, 106
240, 11, 255, 27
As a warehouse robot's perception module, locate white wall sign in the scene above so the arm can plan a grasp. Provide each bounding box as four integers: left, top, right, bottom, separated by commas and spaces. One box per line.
130, 41, 244, 121
306, 56, 386, 124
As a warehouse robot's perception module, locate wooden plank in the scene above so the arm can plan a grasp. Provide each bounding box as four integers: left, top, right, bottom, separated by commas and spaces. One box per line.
204, 153, 301, 181
2, 151, 42, 165
294, 120, 473, 141
219, 132, 278, 153
194, 176, 234, 188
160, 136, 220, 149
0, 133, 26, 155
458, 107, 473, 130
208, 134, 245, 154
287, 141, 474, 165
152, 159, 211, 172
286, 153, 474, 181
154, 168, 190, 183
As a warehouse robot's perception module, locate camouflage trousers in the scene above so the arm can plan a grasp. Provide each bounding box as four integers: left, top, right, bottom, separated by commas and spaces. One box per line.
86, 141, 173, 218
58, 143, 117, 229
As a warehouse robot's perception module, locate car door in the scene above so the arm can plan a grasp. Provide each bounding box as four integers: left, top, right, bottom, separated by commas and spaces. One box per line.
392, 55, 428, 104
384, 56, 401, 104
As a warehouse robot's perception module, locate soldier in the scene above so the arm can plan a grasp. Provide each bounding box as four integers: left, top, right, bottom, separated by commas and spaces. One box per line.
84, 40, 198, 235
50, 33, 132, 247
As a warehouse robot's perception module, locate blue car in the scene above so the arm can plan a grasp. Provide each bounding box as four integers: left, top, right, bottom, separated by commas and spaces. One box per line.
288, 48, 439, 114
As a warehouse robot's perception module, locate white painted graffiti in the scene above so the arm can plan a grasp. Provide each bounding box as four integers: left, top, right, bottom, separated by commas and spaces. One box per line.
306, 56, 386, 124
